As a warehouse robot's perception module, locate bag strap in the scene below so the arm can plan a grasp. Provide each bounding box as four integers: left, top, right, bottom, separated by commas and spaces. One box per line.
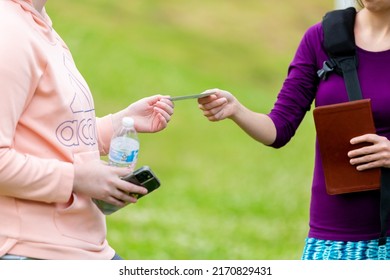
319, 7, 390, 246
380, 168, 390, 246
317, 7, 363, 101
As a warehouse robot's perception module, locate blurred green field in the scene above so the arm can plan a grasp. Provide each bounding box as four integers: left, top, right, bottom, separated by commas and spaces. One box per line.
47, 0, 334, 259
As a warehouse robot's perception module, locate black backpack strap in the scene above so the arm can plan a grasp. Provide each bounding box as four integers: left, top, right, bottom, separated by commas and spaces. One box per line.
379, 168, 390, 246
317, 7, 363, 101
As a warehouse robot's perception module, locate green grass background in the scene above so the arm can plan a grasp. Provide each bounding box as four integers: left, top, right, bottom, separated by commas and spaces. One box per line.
46, 0, 334, 259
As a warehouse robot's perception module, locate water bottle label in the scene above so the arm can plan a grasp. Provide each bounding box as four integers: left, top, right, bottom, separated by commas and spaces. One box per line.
109, 149, 139, 164
109, 137, 139, 166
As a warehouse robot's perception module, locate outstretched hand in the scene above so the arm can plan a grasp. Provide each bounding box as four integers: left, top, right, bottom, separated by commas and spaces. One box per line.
197, 89, 238, 121
126, 95, 174, 133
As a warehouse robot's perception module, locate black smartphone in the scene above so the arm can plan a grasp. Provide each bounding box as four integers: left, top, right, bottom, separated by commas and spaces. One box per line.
122, 166, 161, 199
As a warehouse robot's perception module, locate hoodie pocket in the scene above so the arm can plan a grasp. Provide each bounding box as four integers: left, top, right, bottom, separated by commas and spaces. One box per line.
54, 193, 106, 245
0, 197, 20, 252
54, 150, 106, 245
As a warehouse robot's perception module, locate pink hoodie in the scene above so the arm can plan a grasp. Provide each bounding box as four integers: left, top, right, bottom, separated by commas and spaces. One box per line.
0, 0, 116, 259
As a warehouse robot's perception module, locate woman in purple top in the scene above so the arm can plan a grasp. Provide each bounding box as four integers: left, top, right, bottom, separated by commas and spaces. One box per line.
198, 0, 390, 260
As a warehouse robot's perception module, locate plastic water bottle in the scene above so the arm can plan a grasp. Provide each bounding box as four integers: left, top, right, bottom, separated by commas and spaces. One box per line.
108, 117, 139, 169
94, 117, 140, 215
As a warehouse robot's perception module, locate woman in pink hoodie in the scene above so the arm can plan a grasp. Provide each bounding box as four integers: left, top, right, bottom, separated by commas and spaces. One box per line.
0, 0, 174, 259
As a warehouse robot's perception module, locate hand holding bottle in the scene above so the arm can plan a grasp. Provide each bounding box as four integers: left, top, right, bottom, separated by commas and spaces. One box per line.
73, 160, 148, 208
93, 117, 141, 214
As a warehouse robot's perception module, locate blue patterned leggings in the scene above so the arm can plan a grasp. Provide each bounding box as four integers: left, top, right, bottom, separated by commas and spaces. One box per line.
301, 237, 390, 260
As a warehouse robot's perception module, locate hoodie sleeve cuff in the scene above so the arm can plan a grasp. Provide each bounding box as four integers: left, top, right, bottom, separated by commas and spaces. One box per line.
96, 115, 114, 156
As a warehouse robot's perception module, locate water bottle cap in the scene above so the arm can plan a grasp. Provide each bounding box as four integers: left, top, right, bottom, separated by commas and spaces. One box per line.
122, 117, 134, 128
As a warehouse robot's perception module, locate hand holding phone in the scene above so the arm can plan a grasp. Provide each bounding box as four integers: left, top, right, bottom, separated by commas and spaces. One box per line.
122, 166, 161, 199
